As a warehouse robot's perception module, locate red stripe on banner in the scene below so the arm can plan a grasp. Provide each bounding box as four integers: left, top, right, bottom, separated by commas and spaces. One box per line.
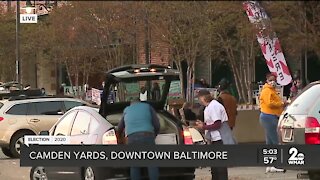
274, 39, 282, 54
266, 59, 274, 69
280, 61, 290, 75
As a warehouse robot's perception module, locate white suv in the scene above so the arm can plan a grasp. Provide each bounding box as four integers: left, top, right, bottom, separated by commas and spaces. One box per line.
0, 96, 89, 158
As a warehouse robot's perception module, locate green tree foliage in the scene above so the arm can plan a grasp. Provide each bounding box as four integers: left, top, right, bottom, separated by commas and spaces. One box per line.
149, 2, 210, 101
264, 1, 320, 57
207, 2, 259, 103
0, 9, 16, 82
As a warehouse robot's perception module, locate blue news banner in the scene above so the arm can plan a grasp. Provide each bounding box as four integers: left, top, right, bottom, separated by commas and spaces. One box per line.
20, 144, 320, 168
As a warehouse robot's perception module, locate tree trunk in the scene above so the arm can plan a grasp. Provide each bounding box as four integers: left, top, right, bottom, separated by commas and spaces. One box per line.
226, 46, 247, 103
186, 62, 194, 103
229, 61, 242, 103
75, 70, 79, 98
65, 60, 74, 96
191, 61, 195, 104
175, 61, 185, 99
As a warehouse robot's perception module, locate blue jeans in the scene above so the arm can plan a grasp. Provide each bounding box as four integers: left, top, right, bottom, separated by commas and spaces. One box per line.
127, 132, 159, 180
259, 112, 279, 145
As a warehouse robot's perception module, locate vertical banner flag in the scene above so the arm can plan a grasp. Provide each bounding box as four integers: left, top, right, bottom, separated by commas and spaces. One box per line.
243, 1, 292, 85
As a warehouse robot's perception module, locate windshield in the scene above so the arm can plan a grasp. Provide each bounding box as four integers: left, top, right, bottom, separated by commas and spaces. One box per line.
110, 79, 182, 103
286, 84, 320, 114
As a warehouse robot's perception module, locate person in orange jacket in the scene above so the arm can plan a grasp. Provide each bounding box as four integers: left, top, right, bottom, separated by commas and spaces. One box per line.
259, 73, 287, 173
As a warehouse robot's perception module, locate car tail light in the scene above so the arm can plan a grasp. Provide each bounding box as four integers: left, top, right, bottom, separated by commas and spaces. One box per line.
183, 127, 193, 145
0, 117, 4, 121
134, 69, 140, 73
305, 117, 320, 144
102, 129, 118, 145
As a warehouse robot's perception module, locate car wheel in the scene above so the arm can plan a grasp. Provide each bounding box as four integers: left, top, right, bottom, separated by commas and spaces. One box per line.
10, 131, 33, 158
84, 167, 95, 180
30, 166, 48, 180
308, 170, 320, 180
83, 167, 107, 180
1, 147, 14, 158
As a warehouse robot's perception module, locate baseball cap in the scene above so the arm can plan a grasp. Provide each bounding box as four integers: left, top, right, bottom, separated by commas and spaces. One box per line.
196, 89, 211, 97
218, 78, 230, 90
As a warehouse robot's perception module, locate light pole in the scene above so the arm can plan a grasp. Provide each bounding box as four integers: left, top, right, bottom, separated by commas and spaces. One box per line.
16, 0, 37, 85
16, 0, 21, 84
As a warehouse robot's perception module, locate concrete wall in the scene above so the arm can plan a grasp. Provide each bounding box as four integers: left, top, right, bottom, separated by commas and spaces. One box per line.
233, 110, 266, 143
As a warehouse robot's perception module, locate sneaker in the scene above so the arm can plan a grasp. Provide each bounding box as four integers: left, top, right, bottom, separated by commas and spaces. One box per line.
265, 167, 270, 173
266, 167, 286, 173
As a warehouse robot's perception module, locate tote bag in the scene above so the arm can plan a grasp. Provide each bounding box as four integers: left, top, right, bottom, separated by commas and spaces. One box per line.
218, 121, 237, 144
205, 122, 237, 145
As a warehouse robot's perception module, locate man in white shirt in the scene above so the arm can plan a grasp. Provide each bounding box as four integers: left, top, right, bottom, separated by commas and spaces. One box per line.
139, 86, 148, 101
195, 91, 228, 180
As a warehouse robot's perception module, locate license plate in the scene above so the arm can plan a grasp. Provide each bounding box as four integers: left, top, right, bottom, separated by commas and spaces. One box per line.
282, 128, 293, 142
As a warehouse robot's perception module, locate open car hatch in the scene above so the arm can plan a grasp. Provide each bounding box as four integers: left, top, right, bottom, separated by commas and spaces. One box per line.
99, 64, 180, 117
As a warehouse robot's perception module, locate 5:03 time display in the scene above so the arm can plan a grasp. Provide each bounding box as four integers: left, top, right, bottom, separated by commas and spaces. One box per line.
263, 148, 278, 155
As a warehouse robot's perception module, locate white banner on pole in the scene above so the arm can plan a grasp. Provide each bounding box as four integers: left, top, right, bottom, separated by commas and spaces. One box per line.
243, 1, 292, 86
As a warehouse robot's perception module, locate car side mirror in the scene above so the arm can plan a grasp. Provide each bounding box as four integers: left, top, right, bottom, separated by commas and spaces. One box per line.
40, 131, 49, 135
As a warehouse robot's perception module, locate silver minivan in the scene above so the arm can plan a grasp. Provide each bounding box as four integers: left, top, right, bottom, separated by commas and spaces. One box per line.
278, 81, 320, 179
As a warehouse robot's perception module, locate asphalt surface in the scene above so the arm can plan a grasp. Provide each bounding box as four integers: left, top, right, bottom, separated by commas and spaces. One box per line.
0, 149, 309, 180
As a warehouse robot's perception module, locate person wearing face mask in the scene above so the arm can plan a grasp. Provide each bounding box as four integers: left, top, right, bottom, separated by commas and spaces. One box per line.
289, 78, 303, 101
259, 73, 287, 173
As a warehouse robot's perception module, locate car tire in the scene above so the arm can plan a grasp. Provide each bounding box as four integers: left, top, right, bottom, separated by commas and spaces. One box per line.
308, 170, 320, 180
1, 147, 14, 158
10, 131, 33, 158
30, 166, 48, 180
83, 167, 105, 180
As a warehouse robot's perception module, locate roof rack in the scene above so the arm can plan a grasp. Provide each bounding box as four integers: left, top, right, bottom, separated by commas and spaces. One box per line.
7, 95, 75, 101
0, 89, 40, 100
106, 64, 171, 74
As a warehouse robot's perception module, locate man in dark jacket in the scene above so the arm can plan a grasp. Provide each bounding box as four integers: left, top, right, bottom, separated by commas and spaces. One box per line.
218, 79, 238, 130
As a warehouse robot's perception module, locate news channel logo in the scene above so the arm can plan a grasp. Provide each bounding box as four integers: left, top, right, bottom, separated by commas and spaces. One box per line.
288, 147, 305, 165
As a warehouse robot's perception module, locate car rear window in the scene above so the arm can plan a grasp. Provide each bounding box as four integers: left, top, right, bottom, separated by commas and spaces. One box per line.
6, 103, 27, 115
31, 101, 63, 115
287, 84, 320, 114
0, 102, 3, 109
64, 101, 84, 111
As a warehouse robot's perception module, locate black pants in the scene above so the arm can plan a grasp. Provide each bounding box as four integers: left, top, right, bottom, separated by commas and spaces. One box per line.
211, 140, 228, 180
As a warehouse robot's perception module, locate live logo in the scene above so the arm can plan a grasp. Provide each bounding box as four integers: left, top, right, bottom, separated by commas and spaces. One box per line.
20, 14, 38, 24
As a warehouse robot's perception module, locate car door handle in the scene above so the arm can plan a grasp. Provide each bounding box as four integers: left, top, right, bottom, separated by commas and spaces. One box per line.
30, 119, 40, 122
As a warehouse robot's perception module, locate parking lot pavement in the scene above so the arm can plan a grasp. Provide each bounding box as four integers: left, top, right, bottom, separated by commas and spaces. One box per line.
0, 150, 309, 180
0, 151, 30, 180
195, 167, 308, 180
